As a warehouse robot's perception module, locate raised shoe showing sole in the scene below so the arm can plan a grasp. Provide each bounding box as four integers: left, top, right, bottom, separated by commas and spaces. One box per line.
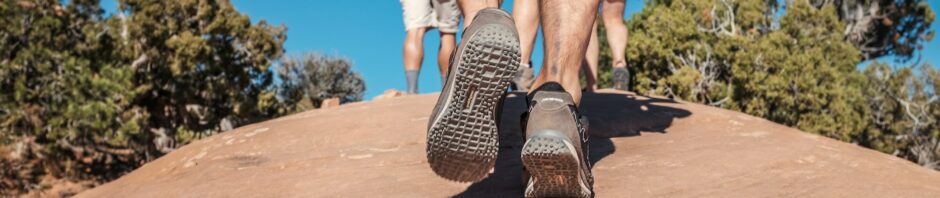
426, 8, 521, 183
521, 83, 593, 198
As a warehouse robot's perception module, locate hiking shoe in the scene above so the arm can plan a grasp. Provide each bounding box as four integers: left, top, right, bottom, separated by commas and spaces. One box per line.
426, 8, 521, 182
521, 82, 593, 198
612, 67, 630, 91
512, 62, 535, 92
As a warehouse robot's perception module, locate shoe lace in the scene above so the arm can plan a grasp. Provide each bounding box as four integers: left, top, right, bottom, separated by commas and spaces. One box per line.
568, 105, 594, 186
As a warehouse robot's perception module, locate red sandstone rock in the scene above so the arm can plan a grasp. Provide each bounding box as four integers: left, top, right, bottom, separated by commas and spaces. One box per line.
79, 90, 940, 197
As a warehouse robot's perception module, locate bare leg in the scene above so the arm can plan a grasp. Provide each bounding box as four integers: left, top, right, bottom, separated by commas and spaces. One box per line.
438, 32, 456, 77
531, 0, 600, 104
404, 28, 427, 71
403, 27, 427, 94
583, 22, 599, 92
513, 0, 538, 66
459, 0, 502, 28
602, 0, 627, 68
509, 0, 538, 91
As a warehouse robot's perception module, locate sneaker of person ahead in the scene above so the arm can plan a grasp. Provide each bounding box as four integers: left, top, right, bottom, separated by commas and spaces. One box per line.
425, 8, 521, 182
612, 67, 630, 91
521, 82, 594, 198
512, 62, 535, 92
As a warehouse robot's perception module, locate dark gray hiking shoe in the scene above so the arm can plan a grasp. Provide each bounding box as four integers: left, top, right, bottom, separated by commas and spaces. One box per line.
521, 82, 593, 198
426, 8, 521, 182
612, 67, 630, 91
512, 62, 535, 92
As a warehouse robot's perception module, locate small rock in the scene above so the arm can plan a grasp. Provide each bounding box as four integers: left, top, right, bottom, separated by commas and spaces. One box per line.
320, 97, 341, 108
373, 89, 404, 100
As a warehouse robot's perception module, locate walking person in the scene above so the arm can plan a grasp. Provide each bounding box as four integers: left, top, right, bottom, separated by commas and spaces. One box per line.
400, 0, 461, 94
585, 0, 631, 91
426, 0, 602, 197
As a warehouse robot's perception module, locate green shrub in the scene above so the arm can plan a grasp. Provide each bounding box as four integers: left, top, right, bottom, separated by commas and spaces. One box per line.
616, 0, 937, 169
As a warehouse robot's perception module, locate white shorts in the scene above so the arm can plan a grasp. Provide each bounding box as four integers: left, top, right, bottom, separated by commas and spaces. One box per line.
400, 0, 461, 33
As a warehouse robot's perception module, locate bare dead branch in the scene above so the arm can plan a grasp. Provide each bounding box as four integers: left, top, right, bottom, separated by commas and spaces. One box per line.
697, 0, 738, 36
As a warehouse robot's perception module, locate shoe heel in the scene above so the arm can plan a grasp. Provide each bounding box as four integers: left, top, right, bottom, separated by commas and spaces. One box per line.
521, 131, 590, 198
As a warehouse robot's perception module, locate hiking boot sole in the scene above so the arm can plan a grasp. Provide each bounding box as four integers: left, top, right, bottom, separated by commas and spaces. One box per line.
522, 132, 592, 198
426, 8, 520, 182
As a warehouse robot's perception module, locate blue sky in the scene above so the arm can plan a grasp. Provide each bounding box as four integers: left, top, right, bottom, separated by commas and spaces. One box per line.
101, 0, 939, 99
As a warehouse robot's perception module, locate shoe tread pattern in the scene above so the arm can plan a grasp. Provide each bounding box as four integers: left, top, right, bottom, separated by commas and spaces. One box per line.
427, 22, 520, 182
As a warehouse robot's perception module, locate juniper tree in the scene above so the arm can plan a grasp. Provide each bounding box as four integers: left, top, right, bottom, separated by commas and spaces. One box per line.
279, 53, 366, 110
627, 0, 869, 142
2, 0, 295, 194
0, 0, 144, 194
804, 0, 936, 61
621, 0, 937, 169
114, 0, 287, 150
863, 62, 940, 169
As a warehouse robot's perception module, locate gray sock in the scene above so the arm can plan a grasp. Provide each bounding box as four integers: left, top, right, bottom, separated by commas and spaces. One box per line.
441, 75, 446, 87
406, 69, 419, 94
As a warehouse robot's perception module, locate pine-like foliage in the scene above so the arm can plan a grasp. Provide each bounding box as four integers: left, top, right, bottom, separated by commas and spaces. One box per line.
114, 0, 288, 151
1, 0, 143, 194
807, 0, 935, 61
863, 62, 940, 169
618, 0, 937, 169
732, 1, 868, 141
0, 0, 305, 195
279, 53, 366, 110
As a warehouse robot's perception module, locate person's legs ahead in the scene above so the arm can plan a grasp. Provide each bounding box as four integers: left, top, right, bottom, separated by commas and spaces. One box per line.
400, 0, 433, 94
602, 0, 627, 68
511, 0, 538, 91
513, 0, 538, 67
438, 32, 455, 85
403, 28, 426, 94
583, 21, 599, 92
602, 0, 630, 91
433, 0, 461, 86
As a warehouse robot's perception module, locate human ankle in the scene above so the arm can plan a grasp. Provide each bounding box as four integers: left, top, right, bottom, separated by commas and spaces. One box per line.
613, 60, 626, 68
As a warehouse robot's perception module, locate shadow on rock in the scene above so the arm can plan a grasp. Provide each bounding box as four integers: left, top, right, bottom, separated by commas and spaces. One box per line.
454, 91, 692, 197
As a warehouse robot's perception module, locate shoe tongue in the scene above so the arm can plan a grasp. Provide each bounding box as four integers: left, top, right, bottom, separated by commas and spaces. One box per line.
532, 90, 574, 104
536, 97, 567, 110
